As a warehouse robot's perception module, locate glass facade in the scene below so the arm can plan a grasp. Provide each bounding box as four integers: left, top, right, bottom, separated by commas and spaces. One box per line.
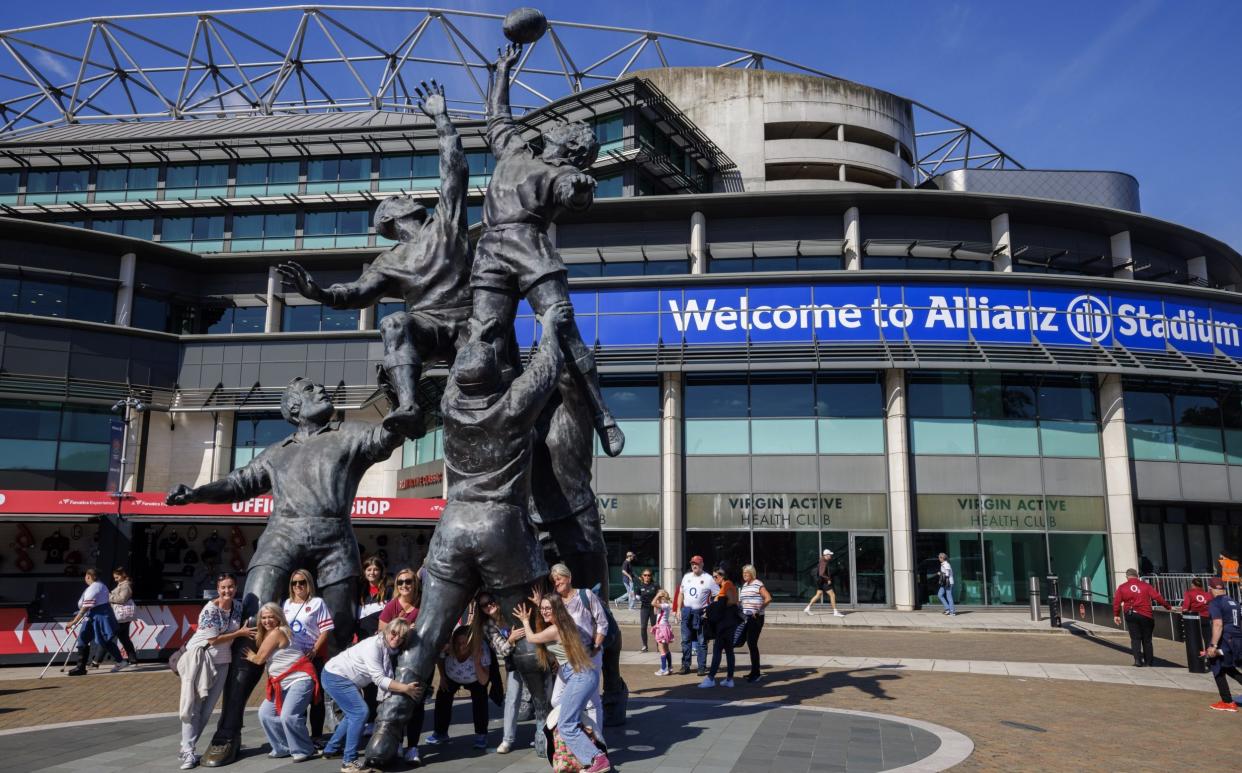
685, 371, 885, 455
0, 400, 114, 489
0, 273, 114, 324
1136, 503, 1242, 575
908, 371, 1100, 457
165, 163, 228, 199
205, 305, 266, 334
231, 212, 297, 252
25, 169, 88, 204
162, 215, 225, 253
282, 303, 359, 333
304, 209, 370, 249
235, 160, 299, 196
1124, 379, 1242, 464
95, 166, 158, 202
594, 377, 660, 456
233, 413, 291, 468
307, 157, 370, 194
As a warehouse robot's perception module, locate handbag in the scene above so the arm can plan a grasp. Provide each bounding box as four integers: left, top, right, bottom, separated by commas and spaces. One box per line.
112, 601, 136, 623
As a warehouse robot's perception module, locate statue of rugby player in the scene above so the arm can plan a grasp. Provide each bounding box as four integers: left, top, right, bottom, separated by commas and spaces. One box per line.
468, 43, 626, 457
365, 302, 575, 766
165, 378, 402, 766
276, 81, 470, 439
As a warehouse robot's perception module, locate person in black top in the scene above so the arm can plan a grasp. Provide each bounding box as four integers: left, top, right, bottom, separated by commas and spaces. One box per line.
635, 569, 659, 653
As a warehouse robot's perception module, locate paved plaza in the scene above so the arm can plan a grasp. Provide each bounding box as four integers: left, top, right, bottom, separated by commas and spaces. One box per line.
2, 615, 1236, 771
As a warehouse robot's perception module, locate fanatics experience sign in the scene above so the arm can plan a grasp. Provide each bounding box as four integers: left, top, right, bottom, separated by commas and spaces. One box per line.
516, 283, 1242, 355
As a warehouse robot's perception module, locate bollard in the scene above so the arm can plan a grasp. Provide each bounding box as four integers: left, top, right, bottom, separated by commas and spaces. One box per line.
1029, 576, 1041, 621
1046, 575, 1062, 628
1182, 614, 1207, 674
1080, 576, 1094, 625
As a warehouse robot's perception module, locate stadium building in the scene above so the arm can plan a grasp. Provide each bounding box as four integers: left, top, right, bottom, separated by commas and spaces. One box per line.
0, 7, 1238, 653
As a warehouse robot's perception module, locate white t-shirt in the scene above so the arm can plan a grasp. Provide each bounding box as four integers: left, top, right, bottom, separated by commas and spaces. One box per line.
78, 581, 110, 611
939, 561, 954, 586
443, 647, 490, 685
679, 572, 719, 611
283, 596, 335, 654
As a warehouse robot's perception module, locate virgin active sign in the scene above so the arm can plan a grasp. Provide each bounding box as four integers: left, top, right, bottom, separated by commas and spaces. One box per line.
516, 282, 1242, 356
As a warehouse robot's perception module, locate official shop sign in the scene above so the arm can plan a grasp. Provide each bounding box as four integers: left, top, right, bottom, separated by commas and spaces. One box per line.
514, 284, 1242, 356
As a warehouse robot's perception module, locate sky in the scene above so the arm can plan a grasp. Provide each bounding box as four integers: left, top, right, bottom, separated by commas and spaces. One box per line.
3, 1, 1240, 250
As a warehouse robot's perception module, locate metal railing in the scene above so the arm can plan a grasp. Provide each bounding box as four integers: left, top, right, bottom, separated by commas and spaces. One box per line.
1142, 574, 1241, 606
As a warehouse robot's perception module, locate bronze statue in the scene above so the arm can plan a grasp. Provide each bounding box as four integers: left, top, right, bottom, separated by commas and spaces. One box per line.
276, 81, 470, 439
165, 378, 402, 766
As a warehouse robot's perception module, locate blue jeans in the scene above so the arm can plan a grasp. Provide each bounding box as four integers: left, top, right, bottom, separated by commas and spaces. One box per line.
556, 662, 601, 768
680, 608, 706, 670
937, 585, 956, 614
258, 678, 315, 757
502, 669, 522, 745
322, 672, 368, 762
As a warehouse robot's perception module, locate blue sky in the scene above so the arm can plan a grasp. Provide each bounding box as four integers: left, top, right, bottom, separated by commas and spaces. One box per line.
4, 1, 1240, 250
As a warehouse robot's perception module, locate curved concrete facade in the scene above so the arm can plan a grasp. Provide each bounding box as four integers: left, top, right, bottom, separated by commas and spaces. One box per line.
932, 169, 1141, 213
636, 67, 916, 192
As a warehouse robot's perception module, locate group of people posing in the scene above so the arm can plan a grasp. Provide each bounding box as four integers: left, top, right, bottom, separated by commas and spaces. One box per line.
175, 559, 615, 773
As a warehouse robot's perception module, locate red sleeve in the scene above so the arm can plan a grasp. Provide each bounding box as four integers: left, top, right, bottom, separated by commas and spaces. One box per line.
1151, 587, 1170, 609
1112, 586, 1124, 616
378, 598, 396, 624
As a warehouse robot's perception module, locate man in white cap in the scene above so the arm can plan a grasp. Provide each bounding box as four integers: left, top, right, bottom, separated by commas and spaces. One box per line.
804, 548, 845, 617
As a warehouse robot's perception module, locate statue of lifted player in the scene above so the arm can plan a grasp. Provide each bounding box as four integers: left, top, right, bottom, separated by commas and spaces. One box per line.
276, 81, 468, 439
165, 378, 402, 766
365, 302, 575, 766
469, 42, 625, 458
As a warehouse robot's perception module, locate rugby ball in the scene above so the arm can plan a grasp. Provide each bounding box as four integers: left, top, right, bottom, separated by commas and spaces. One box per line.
503, 7, 548, 44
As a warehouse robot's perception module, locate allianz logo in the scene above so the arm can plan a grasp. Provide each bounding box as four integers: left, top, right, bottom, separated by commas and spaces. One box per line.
666, 294, 1237, 347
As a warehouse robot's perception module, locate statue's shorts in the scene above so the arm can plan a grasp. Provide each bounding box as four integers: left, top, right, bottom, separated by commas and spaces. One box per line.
249, 516, 360, 588
424, 500, 548, 591
472, 224, 564, 294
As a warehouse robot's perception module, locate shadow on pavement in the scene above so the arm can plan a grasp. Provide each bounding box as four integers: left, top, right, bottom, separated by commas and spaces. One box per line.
1066, 628, 1183, 668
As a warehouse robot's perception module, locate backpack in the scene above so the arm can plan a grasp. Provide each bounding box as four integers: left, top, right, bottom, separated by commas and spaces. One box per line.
580, 588, 619, 652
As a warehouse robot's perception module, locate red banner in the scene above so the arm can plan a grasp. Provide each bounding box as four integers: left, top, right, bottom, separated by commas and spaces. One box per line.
0, 489, 444, 521
0, 603, 203, 659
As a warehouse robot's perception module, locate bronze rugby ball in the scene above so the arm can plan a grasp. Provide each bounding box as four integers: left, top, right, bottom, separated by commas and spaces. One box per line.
503, 7, 548, 44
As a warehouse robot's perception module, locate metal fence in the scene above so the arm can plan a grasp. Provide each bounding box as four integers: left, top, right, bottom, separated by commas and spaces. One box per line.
1142, 574, 1242, 605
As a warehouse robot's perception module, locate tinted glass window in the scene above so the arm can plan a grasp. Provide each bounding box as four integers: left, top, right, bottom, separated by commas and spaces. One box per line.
816, 372, 883, 417
750, 374, 814, 417
26, 171, 57, 193
236, 162, 267, 185
1175, 393, 1221, 427
19, 280, 67, 316
67, 284, 115, 324
129, 166, 158, 189
97, 168, 128, 190
601, 378, 659, 419
974, 373, 1037, 420
1039, 376, 1097, 421
304, 211, 336, 235
165, 165, 198, 188
685, 377, 748, 418
0, 171, 18, 194
1124, 390, 1171, 424
338, 210, 369, 234
161, 217, 193, 241
232, 214, 264, 238
133, 294, 169, 332
338, 157, 369, 180
907, 371, 972, 417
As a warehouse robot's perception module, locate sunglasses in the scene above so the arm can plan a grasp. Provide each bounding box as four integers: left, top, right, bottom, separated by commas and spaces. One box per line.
642, 574, 652, 578
291, 579, 308, 586
396, 579, 414, 587
480, 599, 496, 607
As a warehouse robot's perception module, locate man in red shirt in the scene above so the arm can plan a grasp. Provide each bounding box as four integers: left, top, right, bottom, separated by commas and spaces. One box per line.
1181, 577, 1212, 653
1113, 568, 1171, 667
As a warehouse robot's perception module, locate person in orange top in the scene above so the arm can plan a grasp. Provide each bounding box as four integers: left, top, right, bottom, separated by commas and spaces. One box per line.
1219, 552, 1240, 584
700, 567, 741, 689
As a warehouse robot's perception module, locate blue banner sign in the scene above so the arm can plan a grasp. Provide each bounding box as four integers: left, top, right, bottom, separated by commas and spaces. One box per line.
515, 283, 1242, 357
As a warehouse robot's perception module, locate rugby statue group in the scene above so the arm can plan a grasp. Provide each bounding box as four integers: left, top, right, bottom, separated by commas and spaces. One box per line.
165, 8, 629, 767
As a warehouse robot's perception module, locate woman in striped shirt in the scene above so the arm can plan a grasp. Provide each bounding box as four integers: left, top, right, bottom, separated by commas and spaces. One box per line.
738, 565, 772, 683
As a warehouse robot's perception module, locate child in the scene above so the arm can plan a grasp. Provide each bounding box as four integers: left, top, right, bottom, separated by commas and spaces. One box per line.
650, 589, 675, 676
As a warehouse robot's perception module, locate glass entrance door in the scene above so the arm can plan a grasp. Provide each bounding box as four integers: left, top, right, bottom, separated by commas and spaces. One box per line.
851, 533, 889, 606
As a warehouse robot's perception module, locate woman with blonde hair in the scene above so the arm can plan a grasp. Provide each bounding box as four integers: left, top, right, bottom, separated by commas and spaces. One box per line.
376, 566, 425, 763
282, 569, 334, 739
248, 602, 319, 761
513, 595, 612, 773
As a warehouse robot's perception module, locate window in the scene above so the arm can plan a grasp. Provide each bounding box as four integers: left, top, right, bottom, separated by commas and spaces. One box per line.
377, 153, 439, 192
231, 212, 296, 252
466, 151, 496, 186
307, 157, 370, 194
92, 218, 156, 241
0, 170, 18, 203
594, 377, 660, 456
2, 274, 114, 324
707, 253, 845, 273
304, 209, 370, 249
1126, 381, 1238, 464
94, 166, 159, 202
165, 163, 228, 198
233, 414, 291, 468
235, 160, 299, 196
593, 113, 625, 153
25, 169, 88, 204
204, 305, 266, 334
596, 174, 624, 199
283, 303, 359, 333
161, 215, 225, 252
0, 400, 113, 490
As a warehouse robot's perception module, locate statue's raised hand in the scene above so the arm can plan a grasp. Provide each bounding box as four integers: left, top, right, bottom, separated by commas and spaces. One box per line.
415, 80, 446, 118
275, 261, 325, 303
166, 483, 195, 506
495, 43, 522, 71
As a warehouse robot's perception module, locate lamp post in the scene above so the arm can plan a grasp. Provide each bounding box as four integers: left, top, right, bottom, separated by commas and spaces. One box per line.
110, 396, 147, 498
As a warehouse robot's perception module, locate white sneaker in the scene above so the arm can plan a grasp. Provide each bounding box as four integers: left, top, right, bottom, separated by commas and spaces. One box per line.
403, 746, 420, 763
803, 607, 813, 616
698, 676, 716, 688
721, 678, 734, 687
179, 752, 199, 770
653, 669, 669, 676
833, 610, 845, 617
110, 662, 129, 672
496, 741, 512, 755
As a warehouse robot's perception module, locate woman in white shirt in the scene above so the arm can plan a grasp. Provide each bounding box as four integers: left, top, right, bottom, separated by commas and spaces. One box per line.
247, 603, 318, 761
321, 618, 420, 772
64, 567, 125, 676
283, 569, 335, 738
177, 574, 253, 770
426, 624, 491, 750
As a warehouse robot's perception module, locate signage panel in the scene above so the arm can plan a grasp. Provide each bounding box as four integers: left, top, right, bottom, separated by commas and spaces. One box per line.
513, 281, 1242, 358
917, 494, 1106, 532
595, 493, 660, 529
687, 493, 888, 531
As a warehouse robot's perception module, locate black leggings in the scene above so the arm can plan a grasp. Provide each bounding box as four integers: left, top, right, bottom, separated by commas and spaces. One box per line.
744, 615, 765, 677
115, 622, 137, 662
1215, 666, 1242, 702
433, 678, 488, 736
639, 607, 654, 649
1126, 612, 1155, 665
708, 627, 736, 680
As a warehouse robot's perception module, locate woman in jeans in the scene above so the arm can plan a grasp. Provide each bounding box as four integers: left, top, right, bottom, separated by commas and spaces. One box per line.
738, 564, 772, 683
513, 595, 612, 773
109, 567, 138, 665
700, 567, 740, 689
321, 618, 420, 773
376, 566, 421, 763
426, 625, 491, 750
282, 569, 335, 739
248, 602, 318, 762
176, 574, 253, 770
476, 591, 526, 754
